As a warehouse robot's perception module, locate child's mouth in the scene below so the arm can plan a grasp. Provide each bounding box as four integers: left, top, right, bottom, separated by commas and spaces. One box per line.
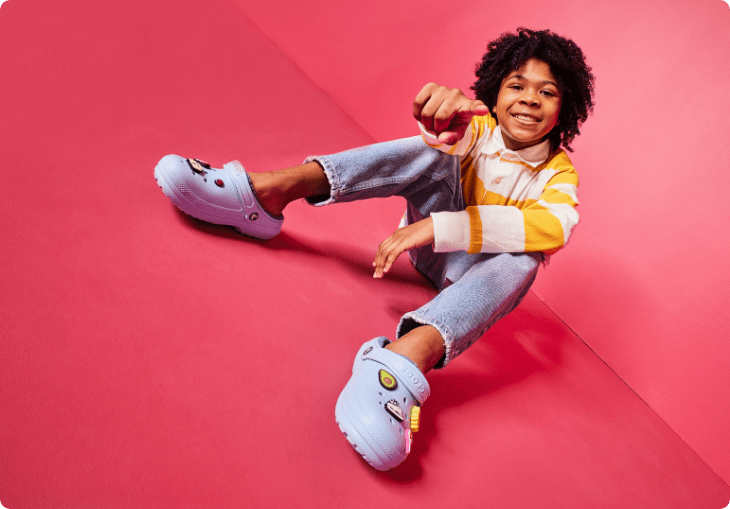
512, 113, 541, 123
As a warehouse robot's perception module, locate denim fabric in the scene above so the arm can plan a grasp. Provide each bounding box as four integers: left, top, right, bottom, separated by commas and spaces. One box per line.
305, 136, 541, 368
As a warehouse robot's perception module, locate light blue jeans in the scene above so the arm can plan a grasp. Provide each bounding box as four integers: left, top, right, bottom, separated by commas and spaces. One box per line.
305, 136, 542, 368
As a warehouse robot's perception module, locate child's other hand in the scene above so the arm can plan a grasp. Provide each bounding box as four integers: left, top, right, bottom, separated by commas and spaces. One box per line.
414, 83, 489, 145
373, 217, 435, 278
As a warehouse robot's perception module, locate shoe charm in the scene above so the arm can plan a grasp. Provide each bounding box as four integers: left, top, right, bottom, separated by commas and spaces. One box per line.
379, 369, 398, 390
385, 400, 404, 422
186, 158, 210, 174
410, 406, 421, 432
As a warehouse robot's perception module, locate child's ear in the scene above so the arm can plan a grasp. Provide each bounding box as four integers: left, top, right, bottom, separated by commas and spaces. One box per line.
491, 105, 500, 124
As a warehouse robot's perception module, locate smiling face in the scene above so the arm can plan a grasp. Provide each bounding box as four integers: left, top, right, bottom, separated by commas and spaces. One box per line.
492, 58, 562, 151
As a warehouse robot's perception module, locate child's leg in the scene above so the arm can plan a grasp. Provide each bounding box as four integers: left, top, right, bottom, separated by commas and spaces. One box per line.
398, 251, 543, 368
246, 161, 330, 218
240, 135, 463, 219
385, 324, 445, 374
302, 136, 463, 216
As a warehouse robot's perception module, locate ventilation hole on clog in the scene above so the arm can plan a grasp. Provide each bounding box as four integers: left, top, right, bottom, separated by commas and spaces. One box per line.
403, 398, 406, 403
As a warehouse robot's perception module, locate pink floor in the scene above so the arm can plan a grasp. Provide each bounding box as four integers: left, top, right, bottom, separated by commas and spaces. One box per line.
1, 0, 729, 508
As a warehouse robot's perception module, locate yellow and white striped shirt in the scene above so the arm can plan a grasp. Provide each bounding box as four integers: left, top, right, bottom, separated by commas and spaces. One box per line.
421, 113, 580, 256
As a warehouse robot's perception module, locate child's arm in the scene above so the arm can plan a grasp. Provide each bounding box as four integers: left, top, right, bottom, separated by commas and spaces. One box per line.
432, 160, 580, 255
373, 217, 434, 278
373, 166, 580, 277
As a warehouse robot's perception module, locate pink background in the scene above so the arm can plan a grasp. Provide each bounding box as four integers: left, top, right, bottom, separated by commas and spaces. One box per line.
1, 0, 729, 506
236, 0, 730, 483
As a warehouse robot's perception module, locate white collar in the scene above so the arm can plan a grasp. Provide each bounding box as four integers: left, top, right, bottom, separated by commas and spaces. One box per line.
484, 125, 551, 167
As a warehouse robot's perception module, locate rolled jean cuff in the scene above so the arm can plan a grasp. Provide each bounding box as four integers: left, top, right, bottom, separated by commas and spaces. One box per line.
396, 312, 453, 370
303, 155, 341, 206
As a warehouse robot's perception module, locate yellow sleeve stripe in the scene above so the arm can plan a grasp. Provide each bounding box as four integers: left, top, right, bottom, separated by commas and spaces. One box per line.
467, 206, 484, 254
546, 183, 579, 200
499, 158, 549, 172
480, 187, 577, 210
523, 205, 566, 252
460, 163, 481, 204
481, 190, 537, 208
545, 169, 579, 187
540, 187, 578, 207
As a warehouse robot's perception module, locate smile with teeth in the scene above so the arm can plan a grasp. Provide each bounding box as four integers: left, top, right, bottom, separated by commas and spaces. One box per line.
512, 113, 541, 123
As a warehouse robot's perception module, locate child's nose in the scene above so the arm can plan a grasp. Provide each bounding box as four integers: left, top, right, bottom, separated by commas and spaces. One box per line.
520, 89, 540, 105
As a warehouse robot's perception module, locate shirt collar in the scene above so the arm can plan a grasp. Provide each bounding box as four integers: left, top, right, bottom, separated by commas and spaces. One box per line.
484, 125, 551, 167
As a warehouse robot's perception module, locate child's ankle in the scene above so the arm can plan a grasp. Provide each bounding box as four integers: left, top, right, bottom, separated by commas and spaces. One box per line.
247, 172, 287, 218
385, 327, 446, 374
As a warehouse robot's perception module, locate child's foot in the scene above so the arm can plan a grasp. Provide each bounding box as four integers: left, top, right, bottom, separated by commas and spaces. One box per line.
335, 337, 431, 471
153, 155, 283, 240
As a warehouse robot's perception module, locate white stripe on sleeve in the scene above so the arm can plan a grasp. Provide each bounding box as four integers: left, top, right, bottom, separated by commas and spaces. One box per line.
431, 211, 471, 252
477, 206, 526, 252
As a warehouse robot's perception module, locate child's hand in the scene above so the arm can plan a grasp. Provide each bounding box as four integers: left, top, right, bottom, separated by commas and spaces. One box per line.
413, 83, 489, 145
373, 217, 435, 278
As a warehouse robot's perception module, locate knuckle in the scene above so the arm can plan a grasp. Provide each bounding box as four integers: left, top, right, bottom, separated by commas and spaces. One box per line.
434, 110, 451, 121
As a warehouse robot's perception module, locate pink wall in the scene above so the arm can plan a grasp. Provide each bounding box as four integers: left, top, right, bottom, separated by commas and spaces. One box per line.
232, 0, 730, 482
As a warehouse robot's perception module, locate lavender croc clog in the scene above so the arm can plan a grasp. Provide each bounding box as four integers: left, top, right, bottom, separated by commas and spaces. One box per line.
154, 155, 283, 240
335, 337, 431, 471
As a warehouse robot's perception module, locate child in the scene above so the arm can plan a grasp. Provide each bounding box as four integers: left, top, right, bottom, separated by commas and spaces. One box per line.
154, 27, 595, 471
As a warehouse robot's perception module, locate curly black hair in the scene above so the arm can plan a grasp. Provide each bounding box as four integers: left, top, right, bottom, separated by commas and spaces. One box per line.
472, 28, 595, 152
